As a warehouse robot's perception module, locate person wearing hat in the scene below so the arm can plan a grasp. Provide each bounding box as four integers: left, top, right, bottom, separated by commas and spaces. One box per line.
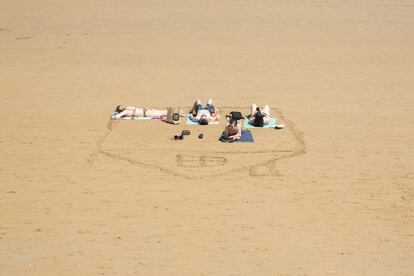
188, 98, 219, 125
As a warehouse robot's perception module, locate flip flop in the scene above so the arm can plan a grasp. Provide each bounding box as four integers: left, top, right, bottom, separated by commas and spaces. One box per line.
181, 130, 191, 136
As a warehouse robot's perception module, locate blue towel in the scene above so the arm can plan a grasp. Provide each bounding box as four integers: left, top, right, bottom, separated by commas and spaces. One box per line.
219, 130, 254, 143
186, 115, 200, 125
244, 116, 277, 128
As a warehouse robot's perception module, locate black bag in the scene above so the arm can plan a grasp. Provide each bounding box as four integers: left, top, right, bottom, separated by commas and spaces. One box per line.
230, 111, 243, 120
252, 112, 265, 127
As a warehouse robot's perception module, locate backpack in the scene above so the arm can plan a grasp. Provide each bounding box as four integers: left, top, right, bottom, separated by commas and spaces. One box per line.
252, 112, 265, 127
230, 111, 243, 121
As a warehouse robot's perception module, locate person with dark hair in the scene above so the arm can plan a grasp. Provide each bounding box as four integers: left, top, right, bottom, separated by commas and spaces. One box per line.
249, 103, 271, 127
113, 105, 169, 119
189, 99, 219, 125
198, 115, 210, 125
222, 118, 242, 141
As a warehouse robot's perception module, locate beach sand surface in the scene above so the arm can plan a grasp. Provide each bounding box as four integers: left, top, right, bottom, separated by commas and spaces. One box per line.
0, 1, 413, 275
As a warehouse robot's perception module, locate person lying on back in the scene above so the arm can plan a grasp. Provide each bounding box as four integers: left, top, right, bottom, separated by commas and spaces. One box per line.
189, 98, 219, 125
249, 103, 271, 127
113, 105, 167, 119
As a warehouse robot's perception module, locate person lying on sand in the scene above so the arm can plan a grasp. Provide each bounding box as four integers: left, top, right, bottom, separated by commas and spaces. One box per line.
249, 103, 271, 127
223, 118, 242, 141
113, 105, 168, 119
188, 99, 220, 125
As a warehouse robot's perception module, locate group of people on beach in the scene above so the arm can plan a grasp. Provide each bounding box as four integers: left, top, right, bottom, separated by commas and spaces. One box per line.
114, 99, 272, 141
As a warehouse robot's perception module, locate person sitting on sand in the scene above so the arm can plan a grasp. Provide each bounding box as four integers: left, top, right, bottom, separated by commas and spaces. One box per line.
188, 99, 220, 125
249, 103, 271, 127
222, 118, 242, 141
113, 105, 168, 119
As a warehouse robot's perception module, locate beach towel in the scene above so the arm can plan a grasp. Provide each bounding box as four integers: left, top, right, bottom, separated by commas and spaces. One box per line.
111, 112, 164, 120
186, 114, 220, 125
219, 130, 254, 143
244, 116, 277, 128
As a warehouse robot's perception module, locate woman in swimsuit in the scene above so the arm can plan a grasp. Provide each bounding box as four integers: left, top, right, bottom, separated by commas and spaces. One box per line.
223, 118, 242, 141
113, 105, 167, 119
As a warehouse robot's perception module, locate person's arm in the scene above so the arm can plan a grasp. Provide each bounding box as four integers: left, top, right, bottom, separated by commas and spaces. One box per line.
235, 125, 242, 140
223, 124, 230, 137
249, 114, 256, 124
114, 109, 130, 119
209, 113, 220, 122
189, 113, 199, 122
228, 125, 242, 140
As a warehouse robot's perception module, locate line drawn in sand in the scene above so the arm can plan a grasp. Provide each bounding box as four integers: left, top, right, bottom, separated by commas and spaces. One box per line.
176, 154, 228, 168
88, 106, 306, 179
248, 107, 306, 177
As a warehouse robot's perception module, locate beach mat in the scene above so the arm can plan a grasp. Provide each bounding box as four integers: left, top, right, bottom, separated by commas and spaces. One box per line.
111, 112, 164, 120
244, 116, 277, 128
186, 114, 219, 125
219, 130, 254, 143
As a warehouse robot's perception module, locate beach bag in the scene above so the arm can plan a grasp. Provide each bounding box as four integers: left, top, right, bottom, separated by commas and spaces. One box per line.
163, 107, 181, 125
230, 111, 243, 121
252, 112, 265, 127
172, 112, 180, 121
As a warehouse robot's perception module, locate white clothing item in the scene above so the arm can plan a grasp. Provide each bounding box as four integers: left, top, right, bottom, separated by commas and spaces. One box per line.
144, 108, 167, 117
189, 99, 216, 122
191, 109, 212, 121
114, 106, 167, 119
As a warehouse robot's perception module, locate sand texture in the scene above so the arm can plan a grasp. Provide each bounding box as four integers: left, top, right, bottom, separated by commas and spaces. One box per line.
0, 1, 413, 275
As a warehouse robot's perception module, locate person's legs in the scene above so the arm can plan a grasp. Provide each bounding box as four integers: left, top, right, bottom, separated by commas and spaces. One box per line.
262, 105, 271, 124
190, 99, 202, 114
206, 98, 215, 113
262, 105, 270, 116
145, 108, 167, 117
251, 103, 257, 116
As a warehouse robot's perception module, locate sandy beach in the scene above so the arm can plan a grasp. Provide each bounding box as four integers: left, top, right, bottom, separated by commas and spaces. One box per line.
0, 1, 413, 275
